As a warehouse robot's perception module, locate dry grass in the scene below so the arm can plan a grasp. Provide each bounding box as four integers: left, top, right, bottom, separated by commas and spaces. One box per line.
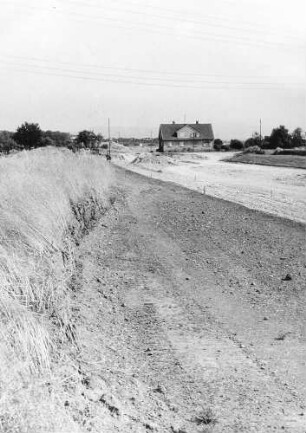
0, 147, 113, 432
225, 153, 306, 169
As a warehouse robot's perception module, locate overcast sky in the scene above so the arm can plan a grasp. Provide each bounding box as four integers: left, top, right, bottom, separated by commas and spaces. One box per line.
0, 0, 305, 139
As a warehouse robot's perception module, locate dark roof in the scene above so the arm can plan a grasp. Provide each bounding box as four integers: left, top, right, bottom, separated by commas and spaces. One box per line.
159, 123, 214, 141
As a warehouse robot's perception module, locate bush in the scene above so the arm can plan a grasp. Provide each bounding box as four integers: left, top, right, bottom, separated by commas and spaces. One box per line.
243, 145, 265, 154
40, 136, 56, 147
74, 130, 103, 149
213, 138, 223, 151
244, 136, 261, 148
230, 139, 243, 150
273, 147, 283, 155
43, 130, 72, 148
0, 131, 19, 154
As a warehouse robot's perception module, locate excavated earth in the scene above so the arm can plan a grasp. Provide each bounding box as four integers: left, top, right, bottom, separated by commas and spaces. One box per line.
66, 166, 306, 432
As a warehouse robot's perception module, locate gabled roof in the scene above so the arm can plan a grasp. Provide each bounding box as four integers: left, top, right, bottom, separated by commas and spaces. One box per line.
159, 123, 214, 141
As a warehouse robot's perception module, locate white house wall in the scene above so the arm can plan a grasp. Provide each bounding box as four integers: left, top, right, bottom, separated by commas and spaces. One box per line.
176, 125, 200, 139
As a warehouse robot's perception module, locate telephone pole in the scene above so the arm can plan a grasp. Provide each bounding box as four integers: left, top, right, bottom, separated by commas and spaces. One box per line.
259, 118, 262, 146
108, 118, 111, 160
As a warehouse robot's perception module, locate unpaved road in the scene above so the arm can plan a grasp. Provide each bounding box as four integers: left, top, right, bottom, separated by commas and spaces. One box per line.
115, 152, 306, 224
68, 167, 306, 432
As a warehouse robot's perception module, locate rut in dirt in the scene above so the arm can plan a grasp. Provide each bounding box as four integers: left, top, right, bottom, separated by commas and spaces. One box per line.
70, 167, 306, 433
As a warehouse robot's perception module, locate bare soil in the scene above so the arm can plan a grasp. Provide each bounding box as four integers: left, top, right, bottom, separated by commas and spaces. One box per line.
65, 166, 306, 432
114, 151, 306, 224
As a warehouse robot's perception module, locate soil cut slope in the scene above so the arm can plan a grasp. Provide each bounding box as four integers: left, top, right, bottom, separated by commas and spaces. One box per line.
67, 166, 306, 432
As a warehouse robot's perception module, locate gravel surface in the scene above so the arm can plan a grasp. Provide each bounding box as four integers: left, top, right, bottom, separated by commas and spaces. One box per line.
66, 166, 306, 432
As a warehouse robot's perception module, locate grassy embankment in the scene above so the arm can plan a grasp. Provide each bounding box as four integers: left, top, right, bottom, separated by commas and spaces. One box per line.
225, 153, 306, 169
0, 147, 112, 432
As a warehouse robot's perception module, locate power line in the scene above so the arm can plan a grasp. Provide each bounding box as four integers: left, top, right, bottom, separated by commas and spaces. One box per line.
0, 56, 302, 86
65, 0, 304, 43
0, 60, 303, 90
1, 52, 298, 81
2, 1, 304, 50
117, 0, 305, 43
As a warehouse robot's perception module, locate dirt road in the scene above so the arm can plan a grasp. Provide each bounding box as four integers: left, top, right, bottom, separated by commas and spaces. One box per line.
115, 152, 306, 224
68, 167, 306, 432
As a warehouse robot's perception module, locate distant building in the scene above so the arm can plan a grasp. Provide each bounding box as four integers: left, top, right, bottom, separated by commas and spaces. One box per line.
158, 121, 214, 152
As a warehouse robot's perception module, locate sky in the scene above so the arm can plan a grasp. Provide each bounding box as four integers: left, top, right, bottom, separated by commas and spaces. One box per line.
0, 0, 305, 139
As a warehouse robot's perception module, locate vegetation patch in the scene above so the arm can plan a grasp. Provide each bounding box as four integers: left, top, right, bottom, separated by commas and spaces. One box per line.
224, 153, 306, 169
193, 408, 218, 427
0, 147, 113, 432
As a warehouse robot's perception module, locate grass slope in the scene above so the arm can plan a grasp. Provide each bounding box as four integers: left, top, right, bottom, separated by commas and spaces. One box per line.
0, 147, 112, 432
225, 153, 306, 169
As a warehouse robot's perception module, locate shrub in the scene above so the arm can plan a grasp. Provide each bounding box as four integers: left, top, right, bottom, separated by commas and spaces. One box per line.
230, 139, 243, 150
273, 147, 283, 155
74, 130, 103, 149
213, 138, 223, 151
43, 130, 73, 148
193, 408, 217, 426
243, 145, 265, 154
0, 131, 19, 154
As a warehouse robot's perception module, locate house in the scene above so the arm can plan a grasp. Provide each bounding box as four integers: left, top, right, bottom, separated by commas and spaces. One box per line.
158, 121, 214, 152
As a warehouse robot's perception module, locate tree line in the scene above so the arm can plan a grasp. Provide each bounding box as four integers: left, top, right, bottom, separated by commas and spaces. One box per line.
2, 122, 305, 155
0, 122, 105, 154
214, 126, 305, 151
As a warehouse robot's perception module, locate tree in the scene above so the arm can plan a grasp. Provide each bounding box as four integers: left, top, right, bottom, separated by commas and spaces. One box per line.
230, 139, 243, 150
269, 125, 292, 149
261, 136, 271, 149
291, 128, 305, 148
0, 131, 19, 154
40, 136, 56, 147
74, 130, 103, 149
213, 138, 223, 151
14, 122, 42, 149
43, 130, 72, 147
244, 132, 261, 148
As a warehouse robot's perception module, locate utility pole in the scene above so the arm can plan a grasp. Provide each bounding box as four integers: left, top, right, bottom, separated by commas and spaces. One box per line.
107, 118, 111, 160
259, 118, 262, 147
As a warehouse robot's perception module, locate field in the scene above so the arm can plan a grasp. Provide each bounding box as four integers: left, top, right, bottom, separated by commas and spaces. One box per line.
225, 152, 306, 169
1, 147, 305, 432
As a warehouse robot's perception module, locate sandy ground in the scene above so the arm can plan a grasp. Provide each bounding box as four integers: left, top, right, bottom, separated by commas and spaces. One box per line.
64, 167, 306, 432
114, 151, 306, 224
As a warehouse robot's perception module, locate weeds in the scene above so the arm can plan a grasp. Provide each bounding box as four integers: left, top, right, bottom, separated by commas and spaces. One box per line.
0, 147, 112, 431
193, 408, 217, 427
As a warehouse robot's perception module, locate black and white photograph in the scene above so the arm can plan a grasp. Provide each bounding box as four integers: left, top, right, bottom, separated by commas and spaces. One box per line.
0, 0, 305, 431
